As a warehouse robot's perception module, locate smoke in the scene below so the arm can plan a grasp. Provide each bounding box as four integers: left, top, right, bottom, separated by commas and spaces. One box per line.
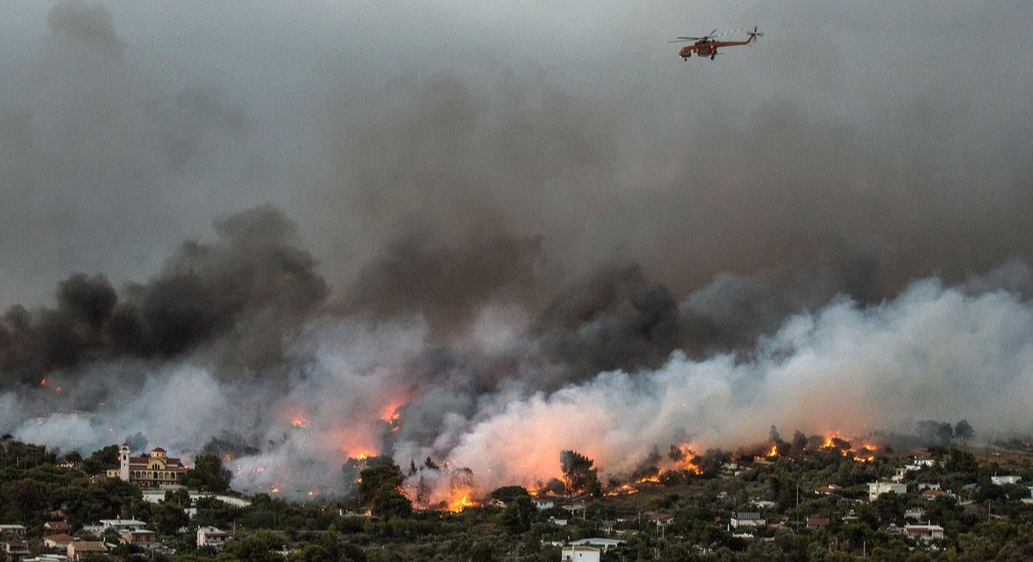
0, 205, 326, 388
1, 1, 1033, 502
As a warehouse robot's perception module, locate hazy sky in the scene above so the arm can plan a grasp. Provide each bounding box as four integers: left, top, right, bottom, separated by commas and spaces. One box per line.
1, 0, 1030, 308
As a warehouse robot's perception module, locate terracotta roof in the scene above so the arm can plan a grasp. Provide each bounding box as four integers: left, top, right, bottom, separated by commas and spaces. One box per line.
70, 542, 108, 552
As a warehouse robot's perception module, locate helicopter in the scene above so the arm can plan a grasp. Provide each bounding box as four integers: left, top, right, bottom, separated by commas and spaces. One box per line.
670, 26, 763, 60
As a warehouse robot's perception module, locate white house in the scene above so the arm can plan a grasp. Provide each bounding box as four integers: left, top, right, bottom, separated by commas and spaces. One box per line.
197, 526, 232, 550
991, 475, 1022, 486
868, 482, 907, 501
730, 512, 766, 528
560, 546, 601, 562
904, 524, 945, 543
570, 538, 624, 552
99, 518, 147, 532
0, 525, 26, 538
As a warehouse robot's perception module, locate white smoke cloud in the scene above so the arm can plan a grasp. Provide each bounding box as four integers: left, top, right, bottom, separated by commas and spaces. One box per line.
438, 276, 1033, 493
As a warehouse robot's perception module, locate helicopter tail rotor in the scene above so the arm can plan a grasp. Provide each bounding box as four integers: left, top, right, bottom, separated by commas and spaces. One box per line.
747, 26, 764, 45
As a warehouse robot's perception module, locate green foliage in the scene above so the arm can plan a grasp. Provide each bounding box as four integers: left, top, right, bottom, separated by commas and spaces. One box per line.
499, 496, 537, 533
185, 454, 233, 492
358, 463, 405, 506
371, 487, 412, 520
223, 531, 289, 562
490, 485, 530, 503
81, 444, 120, 475
152, 501, 190, 535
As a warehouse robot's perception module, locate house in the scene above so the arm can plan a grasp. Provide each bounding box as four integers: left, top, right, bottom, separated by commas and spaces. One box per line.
916, 483, 940, 491
991, 475, 1022, 486
119, 529, 157, 547
0, 525, 26, 538
730, 512, 765, 528
921, 489, 946, 500
106, 445, 188, 490
548, 517, 568, 526
815, 484, 842, 495
806, 517, 830, 528
905, 508, 926, 520
752, 499, 777, 509
67, 542, 107, 561
43, 534, 75, 550
560, 546, 601, 562
868, 482, 907, 501
98, 518, 147, 532
562, 503, 586, 517
197, 526, 232, 550
533, 499, 555, 511
570, 538, 624, 552
904, 524, 945, 543
43, 521, 70, 533
23, 556, 69, 562
649, 513, 675, 527
4, 540, 29, 562
78, 524, 104, 537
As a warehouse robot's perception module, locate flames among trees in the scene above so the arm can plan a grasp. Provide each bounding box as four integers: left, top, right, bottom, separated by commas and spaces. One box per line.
560, 450, 602, 497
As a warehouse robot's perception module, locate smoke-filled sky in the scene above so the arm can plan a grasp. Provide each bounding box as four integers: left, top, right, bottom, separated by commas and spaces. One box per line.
1, 1, 1032, 500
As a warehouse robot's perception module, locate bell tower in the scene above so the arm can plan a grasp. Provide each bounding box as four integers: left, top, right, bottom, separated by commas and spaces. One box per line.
119, 443, 131, 482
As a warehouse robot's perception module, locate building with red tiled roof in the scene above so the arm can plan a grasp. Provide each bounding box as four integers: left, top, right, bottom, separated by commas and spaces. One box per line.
106, 444, 188, 489
43, 534, 74, 549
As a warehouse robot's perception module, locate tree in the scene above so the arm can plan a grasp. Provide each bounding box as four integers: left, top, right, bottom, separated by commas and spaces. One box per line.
370, 487, 412, 520
358, 463, 405, 506
151, 501, 190, 535
82, 444, 120, 475
560, 450, 601, 497
499, 496, 537, 533
4, 479, 43, 517
955, 420, 975, 446
489, 485, 530, 503
185, 454, 232, 492
917, 420, 954, 447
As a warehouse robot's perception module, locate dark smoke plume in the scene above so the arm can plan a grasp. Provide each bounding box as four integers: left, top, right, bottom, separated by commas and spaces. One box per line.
0, 206, 327, 388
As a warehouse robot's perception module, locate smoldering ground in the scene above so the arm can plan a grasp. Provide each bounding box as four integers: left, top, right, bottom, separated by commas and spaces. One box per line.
1, 1, 1033, 499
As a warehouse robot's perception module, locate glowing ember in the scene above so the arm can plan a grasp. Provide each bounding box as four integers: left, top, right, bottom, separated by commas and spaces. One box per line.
604, 484, 640, 497
290, 415, 308, 428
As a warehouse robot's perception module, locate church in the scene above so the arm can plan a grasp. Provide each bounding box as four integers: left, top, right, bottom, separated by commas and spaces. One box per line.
107, 444, 189, 489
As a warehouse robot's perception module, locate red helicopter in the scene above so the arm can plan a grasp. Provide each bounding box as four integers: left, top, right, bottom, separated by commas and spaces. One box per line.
670, 26, 763, 60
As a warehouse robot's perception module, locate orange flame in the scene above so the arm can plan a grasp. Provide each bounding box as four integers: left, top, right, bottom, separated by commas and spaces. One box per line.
447, 494, 476, 512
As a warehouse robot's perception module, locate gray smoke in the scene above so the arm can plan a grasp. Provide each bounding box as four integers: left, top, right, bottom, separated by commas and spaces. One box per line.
1, 1, 1033, 501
